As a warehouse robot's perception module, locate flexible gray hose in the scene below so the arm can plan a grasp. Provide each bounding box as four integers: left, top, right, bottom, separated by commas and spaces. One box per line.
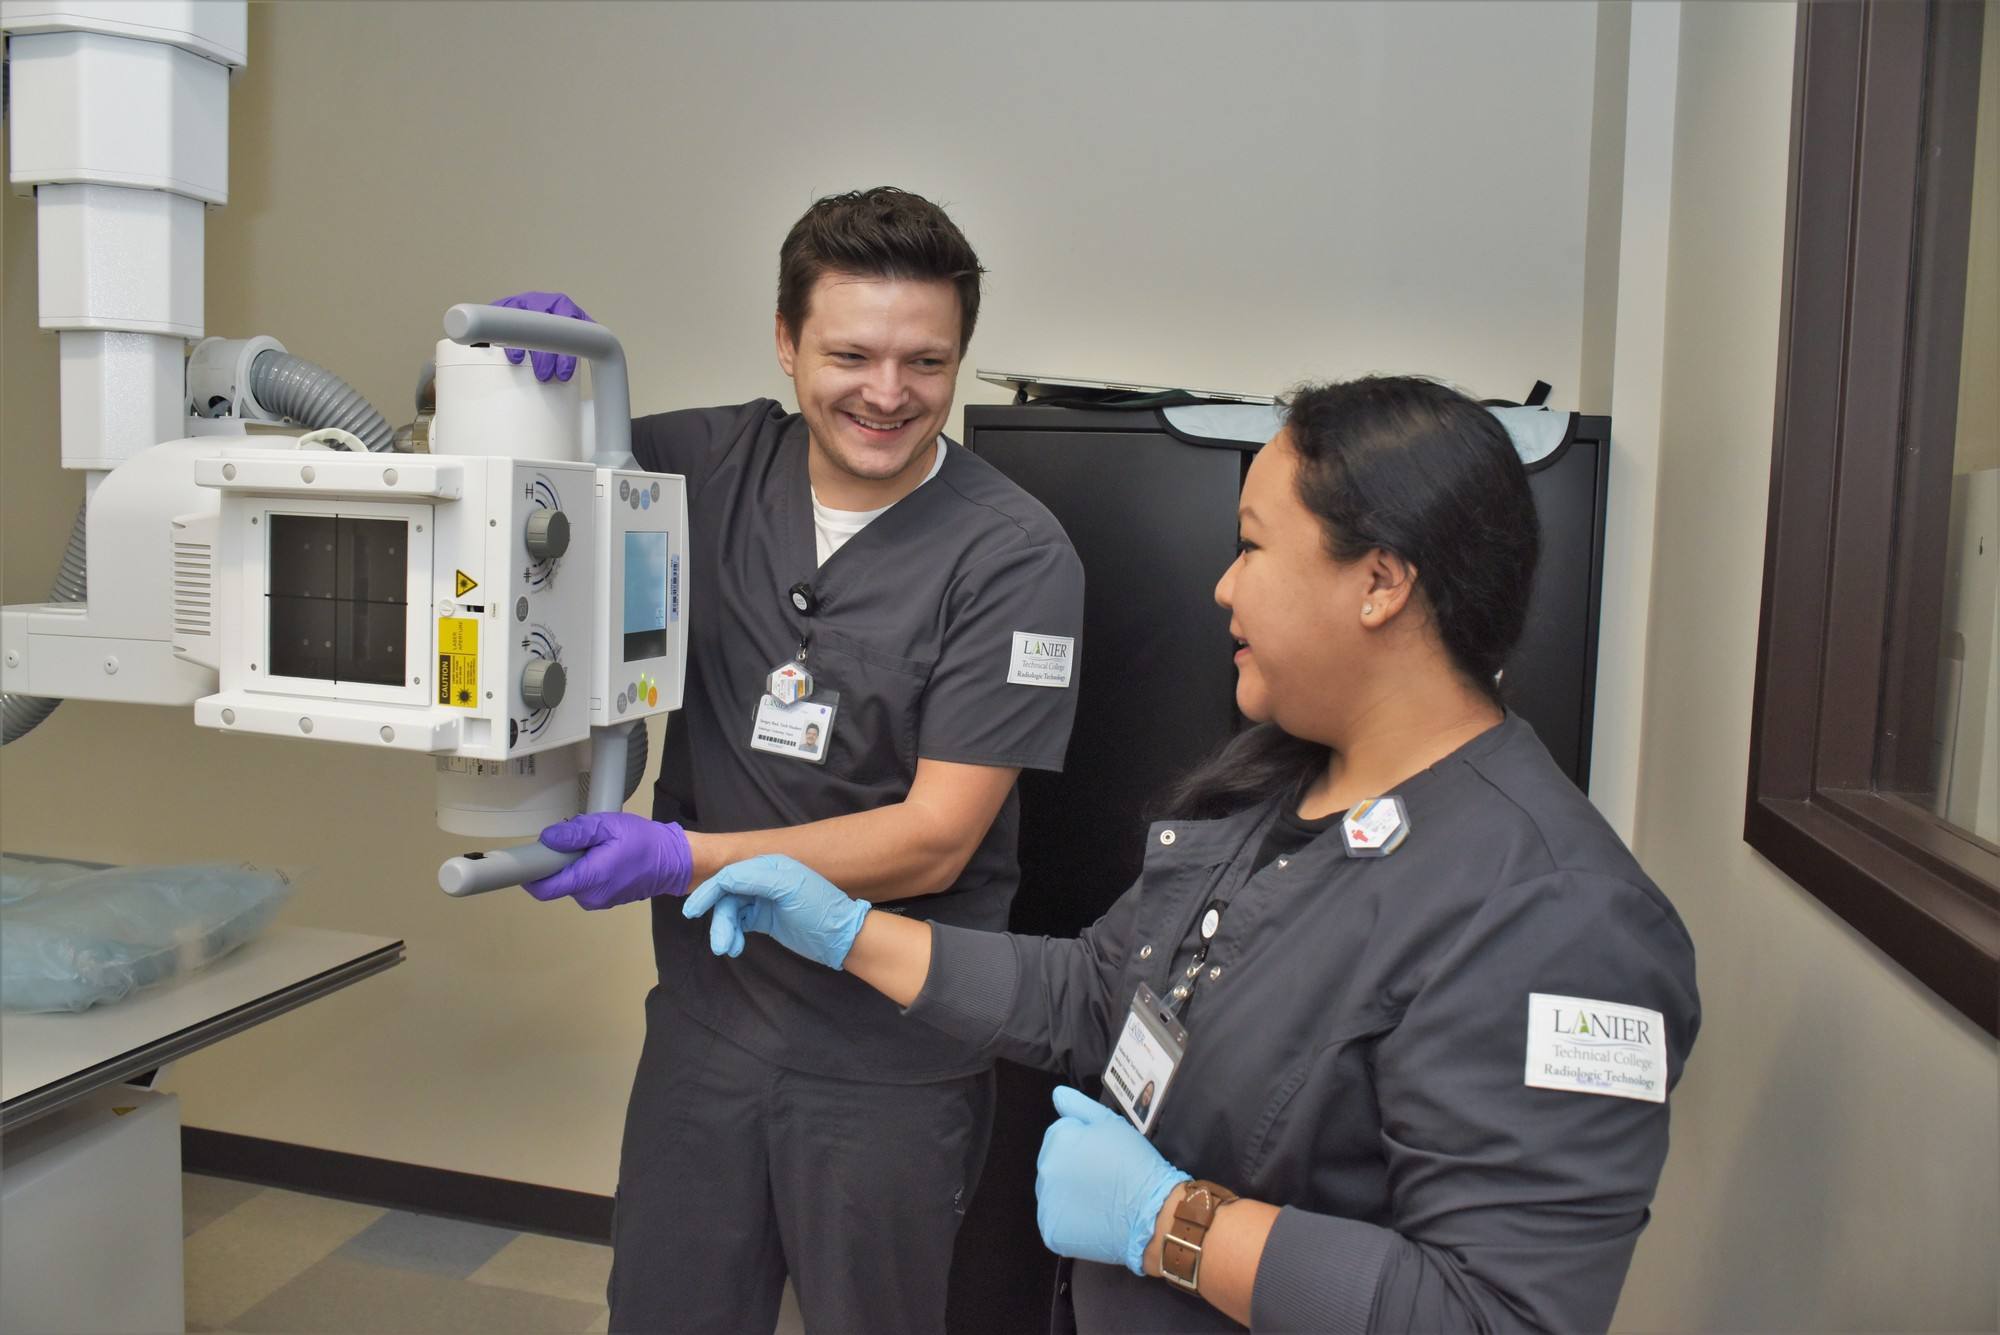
6, 353, 392, 744
2, 501, 90, 744
248, 351, 396, 453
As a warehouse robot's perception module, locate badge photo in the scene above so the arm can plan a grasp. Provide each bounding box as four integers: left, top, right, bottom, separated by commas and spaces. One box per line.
749, 691, 838, 765
1103, 982, 1187, 1136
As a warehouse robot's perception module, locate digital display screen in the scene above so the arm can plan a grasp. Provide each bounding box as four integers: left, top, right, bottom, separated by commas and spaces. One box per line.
624, 530, 669, 662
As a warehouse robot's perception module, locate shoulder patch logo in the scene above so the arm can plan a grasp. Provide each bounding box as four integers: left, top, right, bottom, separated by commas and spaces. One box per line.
1007, 632, 1075, 688
1524, 992, 1668, 1103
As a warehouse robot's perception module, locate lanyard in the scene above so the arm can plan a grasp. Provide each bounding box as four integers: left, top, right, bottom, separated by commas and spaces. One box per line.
767, 583, 817, 704
1162, 898, 1228, 1018
1156, 805, 1279, 1020
790, 581, 816, 663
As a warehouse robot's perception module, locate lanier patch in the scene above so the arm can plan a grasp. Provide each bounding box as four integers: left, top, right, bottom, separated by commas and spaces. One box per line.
1007, 632, 1075, 688
1524, 993, 1667, 1103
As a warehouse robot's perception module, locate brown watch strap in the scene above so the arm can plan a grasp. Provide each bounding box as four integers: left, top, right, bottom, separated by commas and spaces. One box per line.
1161, 1180, 1238, 1294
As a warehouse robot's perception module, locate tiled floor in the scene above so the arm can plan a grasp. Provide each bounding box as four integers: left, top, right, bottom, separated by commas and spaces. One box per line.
182, 1173, 607, 1333
182, 1173, 804, 1334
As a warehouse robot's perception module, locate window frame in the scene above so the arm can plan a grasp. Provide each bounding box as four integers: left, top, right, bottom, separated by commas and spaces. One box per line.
1747, 0, 1999, 1036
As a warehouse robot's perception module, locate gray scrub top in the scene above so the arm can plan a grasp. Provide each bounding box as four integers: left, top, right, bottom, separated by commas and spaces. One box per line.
909, 714, 1701, 1332
634, 400, 1086, 1082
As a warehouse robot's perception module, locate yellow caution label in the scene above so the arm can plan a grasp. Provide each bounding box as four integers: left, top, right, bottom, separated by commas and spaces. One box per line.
455, 570, 480, 597
112, 1106, 137, 1116
437, 617, 480, 707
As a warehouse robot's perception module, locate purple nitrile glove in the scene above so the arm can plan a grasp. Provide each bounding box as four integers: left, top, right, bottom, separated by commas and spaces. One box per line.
490, 291, 593, 382
1036, 1085, 1191, 1275
523, 812, 692, 909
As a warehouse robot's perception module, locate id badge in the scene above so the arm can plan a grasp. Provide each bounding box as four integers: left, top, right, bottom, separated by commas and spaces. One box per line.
1103, 982, 1187, 1136
749, 689, 839, 765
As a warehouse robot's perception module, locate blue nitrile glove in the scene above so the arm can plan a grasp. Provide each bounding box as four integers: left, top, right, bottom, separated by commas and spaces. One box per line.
491, 291, 592, 381
1036, 1085, 1191, 1276
523, 812, 692, 909
680, 854, 871, 969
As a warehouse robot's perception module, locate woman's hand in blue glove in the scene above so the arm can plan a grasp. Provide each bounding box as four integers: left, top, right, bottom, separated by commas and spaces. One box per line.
1036, 1085, 1191, 1275
681, 855, 871, 969
490, 291, 592, 381
523, 812, 691, 909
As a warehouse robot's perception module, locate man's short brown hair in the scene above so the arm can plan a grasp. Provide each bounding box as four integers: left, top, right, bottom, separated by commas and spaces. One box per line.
777, 187, 985, 352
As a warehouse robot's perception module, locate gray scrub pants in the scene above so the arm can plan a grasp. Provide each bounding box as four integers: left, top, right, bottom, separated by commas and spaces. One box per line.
608, 988, 996, 1335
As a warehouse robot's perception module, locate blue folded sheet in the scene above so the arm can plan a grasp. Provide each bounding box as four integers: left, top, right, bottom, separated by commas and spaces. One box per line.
1, 856, 292, 1013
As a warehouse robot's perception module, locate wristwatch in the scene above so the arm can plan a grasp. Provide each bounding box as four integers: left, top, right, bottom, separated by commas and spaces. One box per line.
1160, 1179, 1238, 1294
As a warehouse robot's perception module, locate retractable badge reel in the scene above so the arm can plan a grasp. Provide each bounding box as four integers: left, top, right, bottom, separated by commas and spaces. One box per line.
1102, 895, 1228, 1135
749, 583, 839, 764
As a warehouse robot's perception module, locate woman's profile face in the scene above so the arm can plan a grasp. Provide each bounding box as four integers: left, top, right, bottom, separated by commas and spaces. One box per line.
1215, 431, 1362, 733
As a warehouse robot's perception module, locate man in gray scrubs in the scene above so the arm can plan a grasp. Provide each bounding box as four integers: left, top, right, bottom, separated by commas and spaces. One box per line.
515, 188, 1086, 1333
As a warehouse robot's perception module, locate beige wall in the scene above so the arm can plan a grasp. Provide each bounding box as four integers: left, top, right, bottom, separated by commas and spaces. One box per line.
1577, 0, 1631, 419
1586, 0, 1680, 844
1611, 4, 2000, 1331
8, 4, 1996, 1328
1, 1, 1601, 1194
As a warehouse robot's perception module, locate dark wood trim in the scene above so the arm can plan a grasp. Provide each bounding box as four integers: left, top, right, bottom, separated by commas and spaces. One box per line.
1750, 0, 1858, 808
1879, 0, 1986, 795
182, 1127, 613, 1244
1747, 0, 1999, 1037
1820, 790, 2000, 905
1812, 0, 1925, 792
1747, 796, 1996, 1028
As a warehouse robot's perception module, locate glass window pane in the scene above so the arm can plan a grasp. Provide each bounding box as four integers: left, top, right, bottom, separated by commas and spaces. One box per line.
1882, 0, 2000, 845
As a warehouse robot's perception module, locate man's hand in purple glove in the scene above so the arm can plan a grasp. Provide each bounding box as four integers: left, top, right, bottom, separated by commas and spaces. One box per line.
523, 812, 692, 910
491, 291, 593, 382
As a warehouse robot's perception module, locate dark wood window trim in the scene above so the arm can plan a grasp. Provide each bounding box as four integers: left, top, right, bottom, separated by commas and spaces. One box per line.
1748, 0, 1999, 1035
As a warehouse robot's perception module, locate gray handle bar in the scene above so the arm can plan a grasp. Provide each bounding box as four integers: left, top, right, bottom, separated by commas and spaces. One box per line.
433, 298, 643, 899
437, 721, 638, 897
442, 303, 633, 467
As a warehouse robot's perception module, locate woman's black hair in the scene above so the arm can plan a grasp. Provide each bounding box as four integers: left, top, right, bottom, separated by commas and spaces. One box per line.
1161, 375, 1540, 821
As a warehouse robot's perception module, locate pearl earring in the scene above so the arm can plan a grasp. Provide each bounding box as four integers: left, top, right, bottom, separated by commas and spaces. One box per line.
1362, 602, 1375, 615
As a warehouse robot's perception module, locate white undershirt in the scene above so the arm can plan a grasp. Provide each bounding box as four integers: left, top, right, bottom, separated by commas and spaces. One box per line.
812, 438, 947, 567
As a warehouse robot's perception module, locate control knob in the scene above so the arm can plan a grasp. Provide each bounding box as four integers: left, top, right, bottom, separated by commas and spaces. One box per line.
525, 509, 571, 561
520, 658, 567, 712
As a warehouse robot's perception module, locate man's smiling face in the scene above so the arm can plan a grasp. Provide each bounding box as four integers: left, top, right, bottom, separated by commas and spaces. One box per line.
776, 273, 961, 511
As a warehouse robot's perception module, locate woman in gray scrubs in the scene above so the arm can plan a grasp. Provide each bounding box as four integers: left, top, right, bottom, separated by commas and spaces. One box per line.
681, 376, 1700, 1334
